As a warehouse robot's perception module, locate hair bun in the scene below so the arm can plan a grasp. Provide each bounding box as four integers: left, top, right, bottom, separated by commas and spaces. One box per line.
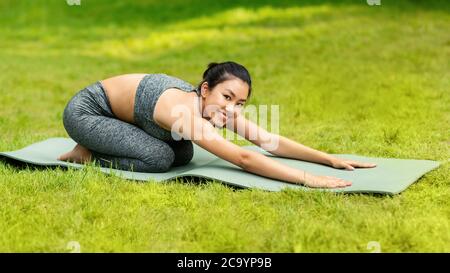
207, 62, 219, 69
203, 62, 220, 78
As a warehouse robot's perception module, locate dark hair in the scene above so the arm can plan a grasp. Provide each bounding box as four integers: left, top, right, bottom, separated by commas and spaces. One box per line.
195, 61, 252, 99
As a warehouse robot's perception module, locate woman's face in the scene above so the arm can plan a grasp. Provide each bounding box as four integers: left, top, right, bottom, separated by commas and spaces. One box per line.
200, 78, 249, 128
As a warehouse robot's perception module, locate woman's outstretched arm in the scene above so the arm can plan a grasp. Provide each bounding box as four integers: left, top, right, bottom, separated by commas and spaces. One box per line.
267, 135, 377, 170
265, 135, 335, 165
229, 115, 377, 170
169, 113, 352, 188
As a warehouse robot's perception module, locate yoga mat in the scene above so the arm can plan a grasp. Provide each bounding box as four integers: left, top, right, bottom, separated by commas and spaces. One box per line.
0, 137, 440, 194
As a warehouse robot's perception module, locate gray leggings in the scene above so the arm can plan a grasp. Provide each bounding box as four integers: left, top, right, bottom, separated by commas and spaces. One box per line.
62, 81, 193, 172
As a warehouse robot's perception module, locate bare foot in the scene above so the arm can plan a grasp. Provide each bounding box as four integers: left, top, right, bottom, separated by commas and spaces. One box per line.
57, 144, 92, 164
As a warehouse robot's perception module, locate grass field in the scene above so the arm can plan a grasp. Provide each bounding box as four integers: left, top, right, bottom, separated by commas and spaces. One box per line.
0, 0, 449, 252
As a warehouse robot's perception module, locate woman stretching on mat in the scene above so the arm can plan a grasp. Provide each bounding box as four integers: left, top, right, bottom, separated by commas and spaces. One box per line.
58, 61, 376, 188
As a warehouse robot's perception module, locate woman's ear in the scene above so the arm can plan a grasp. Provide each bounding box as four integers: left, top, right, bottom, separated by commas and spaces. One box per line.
201, 82, 209, 98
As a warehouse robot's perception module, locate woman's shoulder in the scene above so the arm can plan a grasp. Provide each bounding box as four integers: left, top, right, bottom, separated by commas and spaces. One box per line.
148, 73, 195, 92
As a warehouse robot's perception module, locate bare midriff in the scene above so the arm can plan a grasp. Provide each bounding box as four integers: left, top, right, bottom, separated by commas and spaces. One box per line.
100, 74, 197, 128
100, 74, 147, 124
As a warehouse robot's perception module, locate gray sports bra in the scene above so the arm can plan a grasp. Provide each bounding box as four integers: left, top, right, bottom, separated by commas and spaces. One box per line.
134, 73, 199, 141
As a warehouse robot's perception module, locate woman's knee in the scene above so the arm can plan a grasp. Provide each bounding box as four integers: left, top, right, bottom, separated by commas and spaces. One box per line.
62, 101, 80, 140
139, 143, 175, 172
170, 140, 194, 167
138, 140, 193, 171
62, 104, 93, 148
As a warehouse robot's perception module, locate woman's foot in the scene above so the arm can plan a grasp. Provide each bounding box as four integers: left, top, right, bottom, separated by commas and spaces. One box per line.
57, 144, 92, 164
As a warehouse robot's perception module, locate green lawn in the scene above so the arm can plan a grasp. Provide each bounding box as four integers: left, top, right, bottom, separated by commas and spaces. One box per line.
0, 0, 449, 252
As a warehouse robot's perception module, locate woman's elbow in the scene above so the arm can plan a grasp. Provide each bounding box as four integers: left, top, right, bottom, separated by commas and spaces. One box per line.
238, 151, 254, 170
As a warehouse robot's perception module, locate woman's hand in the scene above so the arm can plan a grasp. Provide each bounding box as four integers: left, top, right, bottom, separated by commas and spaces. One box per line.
330, 158, 377, 170
297, 158, 377, 189
302, 173, 352, 188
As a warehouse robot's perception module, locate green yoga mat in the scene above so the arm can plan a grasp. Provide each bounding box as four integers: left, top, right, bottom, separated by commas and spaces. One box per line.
0, 137, 440, 194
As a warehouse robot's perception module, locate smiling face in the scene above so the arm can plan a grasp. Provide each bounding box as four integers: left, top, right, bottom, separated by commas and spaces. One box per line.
199, 77, 250, 128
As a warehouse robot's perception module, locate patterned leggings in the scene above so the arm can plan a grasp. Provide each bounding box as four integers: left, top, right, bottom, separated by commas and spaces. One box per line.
62, 81, 193, 172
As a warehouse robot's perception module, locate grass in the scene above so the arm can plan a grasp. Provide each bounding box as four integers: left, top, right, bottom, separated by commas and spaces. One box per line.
0, 0, 449, 252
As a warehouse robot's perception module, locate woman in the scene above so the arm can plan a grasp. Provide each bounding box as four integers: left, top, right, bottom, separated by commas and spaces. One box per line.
58, 61, 376, 188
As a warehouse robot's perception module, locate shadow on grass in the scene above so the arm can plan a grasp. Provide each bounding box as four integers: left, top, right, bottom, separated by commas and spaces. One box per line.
2, 0, 448, 29
0, 156, 70, 172
173, 175, 245, 191
0, 0, 351, 27
3, 0, 449, 66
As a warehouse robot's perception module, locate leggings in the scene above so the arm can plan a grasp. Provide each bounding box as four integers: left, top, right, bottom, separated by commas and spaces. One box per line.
62, 81, 193, 172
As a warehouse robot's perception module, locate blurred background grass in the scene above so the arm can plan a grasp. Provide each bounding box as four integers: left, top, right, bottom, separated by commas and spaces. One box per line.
0, 0, 448, 252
